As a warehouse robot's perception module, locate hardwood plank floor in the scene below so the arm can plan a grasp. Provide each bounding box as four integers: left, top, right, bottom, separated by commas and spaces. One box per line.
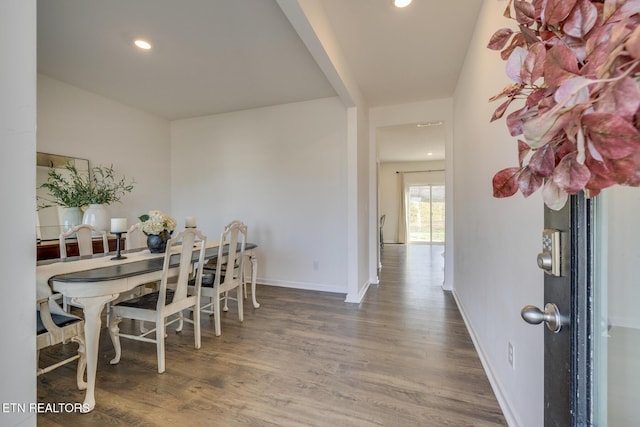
37, 244, 506, 426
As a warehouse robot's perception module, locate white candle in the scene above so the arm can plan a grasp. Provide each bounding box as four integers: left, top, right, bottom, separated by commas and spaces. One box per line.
111, 218, 128, 233
185, 216, 197, 228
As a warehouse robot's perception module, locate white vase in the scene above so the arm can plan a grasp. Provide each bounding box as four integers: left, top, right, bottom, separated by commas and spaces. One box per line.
60, 206, 83, 234
82, 204, 110, 235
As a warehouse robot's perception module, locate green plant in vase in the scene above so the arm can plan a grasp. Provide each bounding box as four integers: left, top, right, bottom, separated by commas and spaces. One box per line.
38, 163, 134, 233
38, 164, 89, 209
38, 163, 134, 208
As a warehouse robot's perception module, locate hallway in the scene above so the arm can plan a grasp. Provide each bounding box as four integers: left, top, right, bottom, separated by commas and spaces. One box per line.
370, 243, 506, 425
38, 244, 506, 426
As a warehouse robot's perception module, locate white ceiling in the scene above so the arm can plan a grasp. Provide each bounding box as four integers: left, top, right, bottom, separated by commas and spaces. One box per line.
37, 0, 483, 161
377, 123, 446, 162
320, 0, 483, 107
37, 0, 336, 120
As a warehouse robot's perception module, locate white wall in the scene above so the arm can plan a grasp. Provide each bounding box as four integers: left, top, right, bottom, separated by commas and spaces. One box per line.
369, 99, 454, 288
276, 0, 371, 303
170, 97, 349, 293
35, 76, 356, 295
37, 75, 171, 228
603, 186, 640, 329
379, 160, 445, 244
0, 1, 37, 426
452, 1, 543, 426
352, 105, 371, 302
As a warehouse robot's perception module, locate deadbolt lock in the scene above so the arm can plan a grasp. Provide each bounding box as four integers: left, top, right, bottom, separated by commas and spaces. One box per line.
537, 229, 561, 276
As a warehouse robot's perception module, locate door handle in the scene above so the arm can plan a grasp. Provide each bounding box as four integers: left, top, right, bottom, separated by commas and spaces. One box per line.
521, 303, 562, 333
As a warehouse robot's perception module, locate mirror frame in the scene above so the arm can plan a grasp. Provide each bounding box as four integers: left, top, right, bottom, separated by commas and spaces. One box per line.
37, 152, 89, 170
36, 152, 90, 241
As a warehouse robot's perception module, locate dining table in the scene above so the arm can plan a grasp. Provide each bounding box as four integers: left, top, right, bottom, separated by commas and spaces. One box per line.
36, 241, 259, 412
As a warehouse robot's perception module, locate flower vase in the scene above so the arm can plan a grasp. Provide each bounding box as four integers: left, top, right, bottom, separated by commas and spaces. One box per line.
82, 204, 110, 235
147, 230, 171, 253
60, 206, 83, 234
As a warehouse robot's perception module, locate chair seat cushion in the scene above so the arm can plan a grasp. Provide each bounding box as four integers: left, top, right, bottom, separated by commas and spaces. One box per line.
36, 312, 82, 335
201, 273, 215, 287
203, 261, 238, 272
188, 273, 221, 288
115, 289, 175, 310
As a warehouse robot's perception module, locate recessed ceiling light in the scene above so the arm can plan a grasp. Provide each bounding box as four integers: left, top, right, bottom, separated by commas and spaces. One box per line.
134, 39, 152, 50
427, 152, 434, 156
394, 0, 412, 8
417, 121, 443, 128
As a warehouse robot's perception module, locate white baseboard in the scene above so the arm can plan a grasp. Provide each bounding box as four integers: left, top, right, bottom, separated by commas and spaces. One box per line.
451, 289, 520, 427
345, 280, 370, 304
258, 278, 370, 304
608, 316, 640, 330
258, 278, 347, 294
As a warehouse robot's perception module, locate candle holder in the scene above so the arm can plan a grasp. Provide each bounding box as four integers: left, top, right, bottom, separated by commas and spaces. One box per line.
111, 232, 127, 260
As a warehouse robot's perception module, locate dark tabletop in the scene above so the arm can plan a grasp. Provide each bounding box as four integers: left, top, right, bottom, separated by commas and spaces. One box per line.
42, 243, 257, 283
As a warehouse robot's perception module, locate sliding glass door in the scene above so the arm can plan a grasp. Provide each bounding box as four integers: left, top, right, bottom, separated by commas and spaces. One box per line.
407, 185, 445, 243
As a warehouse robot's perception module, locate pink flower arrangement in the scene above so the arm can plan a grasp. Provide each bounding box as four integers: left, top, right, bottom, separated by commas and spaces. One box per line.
489, 0, 640, 209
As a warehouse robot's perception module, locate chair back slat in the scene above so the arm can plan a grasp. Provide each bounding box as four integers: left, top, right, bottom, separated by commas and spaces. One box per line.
124, 224, 147, 250
157, 228, 207, 310
59, 224, 109, 258
215, 220, 247, 288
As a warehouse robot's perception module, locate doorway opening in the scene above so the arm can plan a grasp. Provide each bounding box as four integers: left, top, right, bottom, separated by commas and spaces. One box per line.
375, 121, 447, 284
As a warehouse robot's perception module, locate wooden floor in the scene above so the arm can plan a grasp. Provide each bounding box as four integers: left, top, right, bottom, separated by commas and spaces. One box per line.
38, 244, 506, 426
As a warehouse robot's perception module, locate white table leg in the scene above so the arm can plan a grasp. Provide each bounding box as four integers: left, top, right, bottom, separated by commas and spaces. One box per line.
250, 254, 260, 308
72, 294, 118, 413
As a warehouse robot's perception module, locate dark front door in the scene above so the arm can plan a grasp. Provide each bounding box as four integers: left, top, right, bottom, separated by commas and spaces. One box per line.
521, 195, 592, 426
523, 189, 640, 426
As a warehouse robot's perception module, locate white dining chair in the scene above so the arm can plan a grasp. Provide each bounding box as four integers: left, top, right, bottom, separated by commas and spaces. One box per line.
124, 223, 147, 251
59, 223, 109, 258
190, 220, 247, 336
37, 285, 87, 390
59, 223, 109, 312
108, 223, 157, 330
108, 228, 207, 373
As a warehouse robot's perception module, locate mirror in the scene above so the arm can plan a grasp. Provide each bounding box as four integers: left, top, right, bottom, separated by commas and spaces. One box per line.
36, 152, 89, 241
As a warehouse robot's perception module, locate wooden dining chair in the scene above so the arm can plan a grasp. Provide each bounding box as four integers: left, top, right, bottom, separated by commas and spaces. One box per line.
190, 220, 247, 336
108, 228, 207, 374
59, 223, 109, 258
37, 287, 87, 390
59, 223, 109, 312
379, 214, 386, 249
124, 223, 147, 251
124, 223, 158, 301
109, 223, 157, 330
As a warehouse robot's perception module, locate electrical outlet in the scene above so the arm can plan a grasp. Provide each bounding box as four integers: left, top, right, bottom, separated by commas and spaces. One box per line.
313, 260, 319, 271
508, 342, 515, 369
